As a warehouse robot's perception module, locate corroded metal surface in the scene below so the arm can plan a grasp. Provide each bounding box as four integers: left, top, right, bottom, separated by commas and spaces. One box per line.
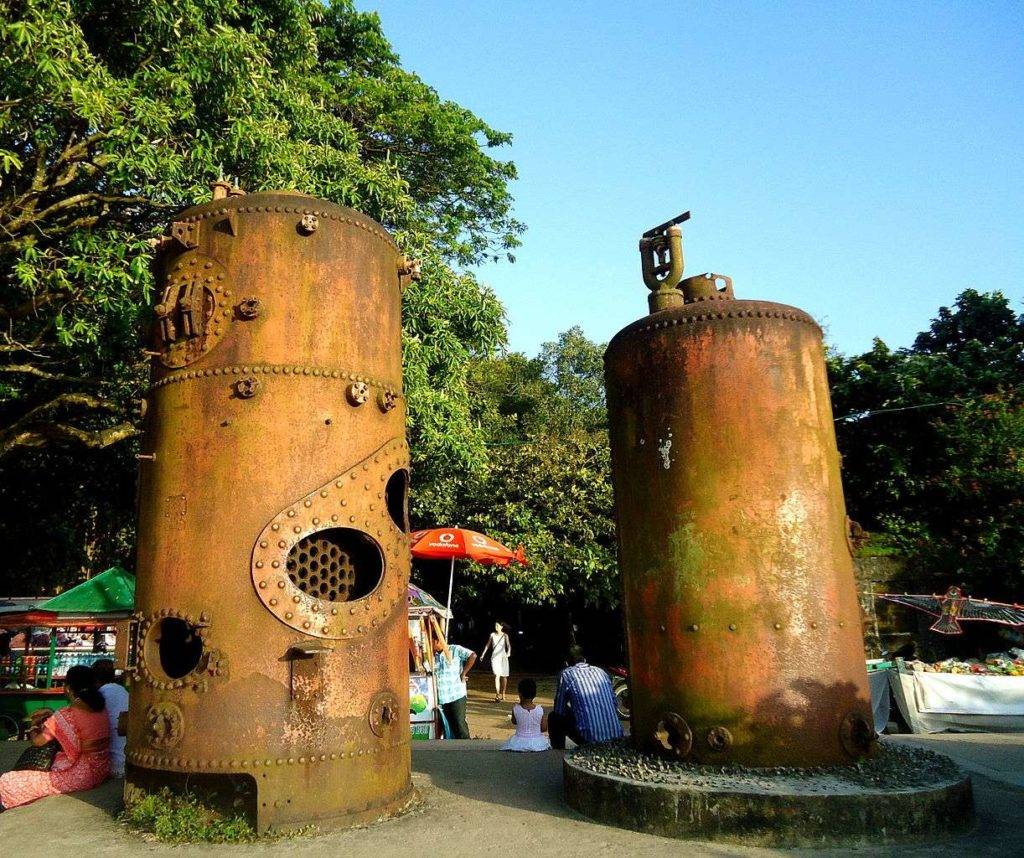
604, 215, 873, 767
126, 189, 415, 830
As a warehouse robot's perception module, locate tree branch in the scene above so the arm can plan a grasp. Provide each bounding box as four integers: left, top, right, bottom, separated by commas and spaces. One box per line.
0, 392, 135, 458
1, 420, 139, 458
0, 364, 99, 385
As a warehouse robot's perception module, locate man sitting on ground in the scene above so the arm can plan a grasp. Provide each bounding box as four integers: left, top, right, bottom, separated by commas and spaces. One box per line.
548, 646, 623, 749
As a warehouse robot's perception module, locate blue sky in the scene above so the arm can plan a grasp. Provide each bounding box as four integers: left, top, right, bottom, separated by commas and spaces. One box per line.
362, 1, 1024, 357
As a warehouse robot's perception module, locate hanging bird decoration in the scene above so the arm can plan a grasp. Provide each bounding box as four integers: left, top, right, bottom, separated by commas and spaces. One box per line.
878, 586, 1024, 635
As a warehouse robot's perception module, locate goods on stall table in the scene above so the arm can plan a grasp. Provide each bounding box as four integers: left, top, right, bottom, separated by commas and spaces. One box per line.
906, 648, 1024, 676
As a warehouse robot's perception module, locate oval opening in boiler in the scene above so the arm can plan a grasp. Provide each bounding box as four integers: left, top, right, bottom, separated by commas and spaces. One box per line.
385, 469, 410, 533
286, 527, 383, 603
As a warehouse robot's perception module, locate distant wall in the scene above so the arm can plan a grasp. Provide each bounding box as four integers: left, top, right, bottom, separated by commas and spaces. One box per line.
855, 555, 913, 657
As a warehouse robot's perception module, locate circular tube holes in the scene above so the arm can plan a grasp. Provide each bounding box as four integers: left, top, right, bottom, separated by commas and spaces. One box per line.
286, 528, 383, 603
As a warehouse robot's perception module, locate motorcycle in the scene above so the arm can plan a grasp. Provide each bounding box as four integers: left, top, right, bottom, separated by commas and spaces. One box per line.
608, 665, 630, 720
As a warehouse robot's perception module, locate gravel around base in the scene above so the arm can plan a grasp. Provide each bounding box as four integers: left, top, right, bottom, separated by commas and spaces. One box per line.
568, 738, 965, 795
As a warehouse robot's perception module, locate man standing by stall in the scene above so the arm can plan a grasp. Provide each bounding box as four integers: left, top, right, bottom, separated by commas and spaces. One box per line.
432, 635, 477, 739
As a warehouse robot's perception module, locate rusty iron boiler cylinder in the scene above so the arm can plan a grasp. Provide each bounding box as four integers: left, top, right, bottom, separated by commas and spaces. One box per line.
126, 188, 420, 830
604, 213, 874, 767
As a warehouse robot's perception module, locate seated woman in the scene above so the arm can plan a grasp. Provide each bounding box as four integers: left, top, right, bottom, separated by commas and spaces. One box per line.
0, 665, 110, 811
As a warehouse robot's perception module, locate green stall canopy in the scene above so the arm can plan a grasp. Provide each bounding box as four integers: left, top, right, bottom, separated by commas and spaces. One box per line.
39, 566, 135, 615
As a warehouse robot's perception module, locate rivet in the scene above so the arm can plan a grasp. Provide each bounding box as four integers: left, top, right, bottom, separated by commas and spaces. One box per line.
272, 561, 280, 568
277, 580, 286, 588
331, 608, 338, 615
259, 581, 267, 588
278, 540, 287, 548
293, 525, 301, 533
331, 514, 339, 522
320, 490, 328, 498
341, 499, 348, 506
293, 595, 300, 603
349, 515, 356, 522
811, 621, 818, 629
260, 540, 268, 548
285, 612, 293, 619
302, 622, 310, 629
304, 499, 312, 507
287, 510, 296, 517
774, 622, 782, 630
728, 623, 737, 631
839, 621, 846, 627
312, 517, 320, 525
270, 598, 278, 606
689, 624, 699, 632
272, 523, 280, 531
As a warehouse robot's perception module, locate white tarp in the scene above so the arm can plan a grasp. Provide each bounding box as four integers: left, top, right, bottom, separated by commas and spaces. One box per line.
913, 671, 1024, 716
889, 667, 1024, 733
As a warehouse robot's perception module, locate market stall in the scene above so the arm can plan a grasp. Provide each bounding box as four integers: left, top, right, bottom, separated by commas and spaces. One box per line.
888, 652, 1024, 733
407, 583, 451, 740
0, 566, 134, 738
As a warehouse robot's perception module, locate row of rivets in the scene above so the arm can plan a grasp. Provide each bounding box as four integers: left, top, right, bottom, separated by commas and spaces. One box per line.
637, 307, 819, 335
178, 205, 396, 247
681, 619, 848, 632
151, 363, 402, 398
127, 739, 410, 770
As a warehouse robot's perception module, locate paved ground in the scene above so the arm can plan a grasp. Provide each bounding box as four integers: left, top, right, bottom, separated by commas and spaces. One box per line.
3, 705, 1024, 855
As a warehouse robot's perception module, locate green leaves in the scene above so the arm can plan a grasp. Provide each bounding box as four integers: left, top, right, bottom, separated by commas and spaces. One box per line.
0, 0, 519, 590
831, 289, 1024, 599
427, 330, 620, 611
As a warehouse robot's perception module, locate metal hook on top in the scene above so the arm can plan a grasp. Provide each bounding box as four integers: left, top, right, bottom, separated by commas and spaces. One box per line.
640, 211, 690, 313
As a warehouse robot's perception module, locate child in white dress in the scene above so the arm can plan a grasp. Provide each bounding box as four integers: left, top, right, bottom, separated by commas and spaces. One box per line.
501, 678, 551, 752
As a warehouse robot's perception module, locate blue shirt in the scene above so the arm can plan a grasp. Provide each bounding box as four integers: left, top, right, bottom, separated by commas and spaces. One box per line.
553, 662, 623, 744
434, 644, 474, 705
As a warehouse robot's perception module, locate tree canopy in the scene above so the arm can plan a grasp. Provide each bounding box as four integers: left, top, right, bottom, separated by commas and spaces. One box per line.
830, 289, 1024, 599
0, 0, 520, 589
431, 328, 619, 612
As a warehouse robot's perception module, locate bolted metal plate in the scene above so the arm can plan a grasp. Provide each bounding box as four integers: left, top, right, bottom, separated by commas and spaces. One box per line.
368, 690, 400, 738
653, 712, 693, 759
839, 711, 878, 758
250, 437, 410, 640
156, 251, 234, 368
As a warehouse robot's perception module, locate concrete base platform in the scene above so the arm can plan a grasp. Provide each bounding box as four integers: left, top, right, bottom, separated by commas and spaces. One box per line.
564, 742, 974, 848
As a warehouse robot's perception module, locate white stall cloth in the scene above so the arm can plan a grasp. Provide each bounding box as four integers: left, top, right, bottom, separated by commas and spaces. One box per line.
889, 667, 1024, 733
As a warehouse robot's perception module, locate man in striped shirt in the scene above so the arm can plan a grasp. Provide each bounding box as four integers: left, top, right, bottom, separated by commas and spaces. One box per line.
549, 647, 623, 749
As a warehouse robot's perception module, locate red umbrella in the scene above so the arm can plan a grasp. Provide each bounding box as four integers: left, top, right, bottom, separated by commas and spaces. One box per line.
410, 527, 527, 630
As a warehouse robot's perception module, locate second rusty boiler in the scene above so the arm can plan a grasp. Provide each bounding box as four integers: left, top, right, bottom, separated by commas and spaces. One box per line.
604, 213, 875, 767
126, 184, 421, 830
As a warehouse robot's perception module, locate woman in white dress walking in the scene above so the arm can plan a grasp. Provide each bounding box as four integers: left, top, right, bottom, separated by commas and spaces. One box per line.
480, 621, 511, 701
501, 678, 550, 752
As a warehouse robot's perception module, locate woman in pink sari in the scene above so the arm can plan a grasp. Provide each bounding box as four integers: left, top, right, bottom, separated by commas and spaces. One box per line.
0, 665, 110, 811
